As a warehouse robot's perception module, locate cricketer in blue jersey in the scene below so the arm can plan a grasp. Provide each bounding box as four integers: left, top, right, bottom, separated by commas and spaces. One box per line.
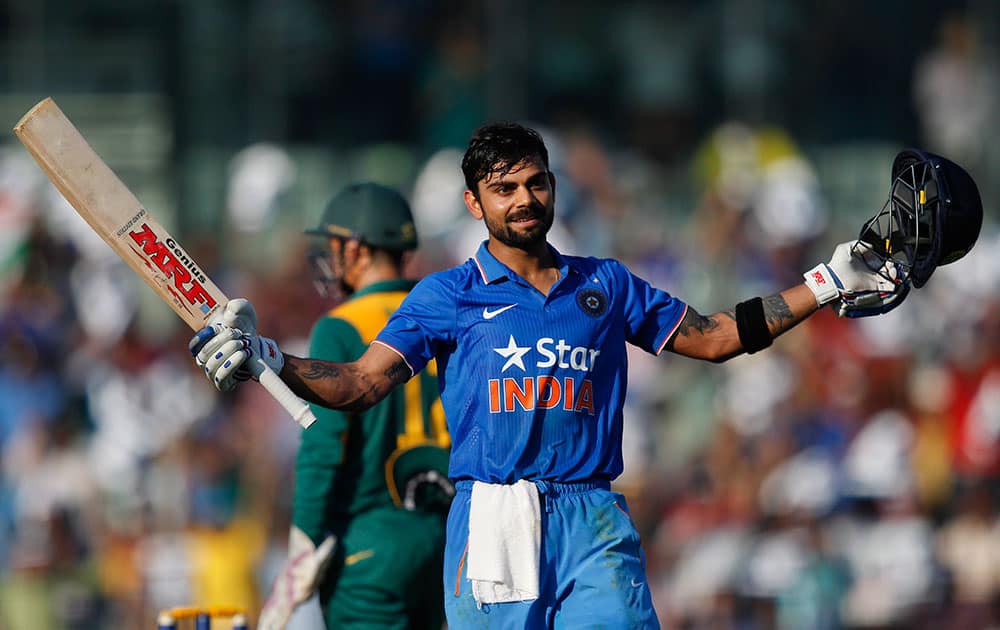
191, 122, 908, 628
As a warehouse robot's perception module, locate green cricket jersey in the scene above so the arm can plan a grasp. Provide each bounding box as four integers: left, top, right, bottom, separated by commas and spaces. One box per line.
292, 279, 451, 545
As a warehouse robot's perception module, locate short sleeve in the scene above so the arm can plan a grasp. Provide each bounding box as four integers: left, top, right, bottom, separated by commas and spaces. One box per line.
612, 260, 688, 355
374, 272, 456, 375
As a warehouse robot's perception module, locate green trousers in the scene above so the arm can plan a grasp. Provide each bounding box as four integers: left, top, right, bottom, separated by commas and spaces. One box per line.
319, 507, 447, 629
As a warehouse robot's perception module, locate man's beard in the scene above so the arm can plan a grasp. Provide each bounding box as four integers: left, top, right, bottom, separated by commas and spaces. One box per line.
335, 255, 355, 296
484, 204, 554, 248
326, 252, 354, 298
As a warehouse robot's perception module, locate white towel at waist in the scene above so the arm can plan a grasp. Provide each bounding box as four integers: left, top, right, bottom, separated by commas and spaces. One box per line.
467, 479, 541, 606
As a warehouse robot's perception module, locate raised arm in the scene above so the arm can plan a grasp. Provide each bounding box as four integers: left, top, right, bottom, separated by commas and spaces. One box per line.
665, 240, 909, 362
279, 343, 411, 412
189, 299, 413, 413
666, 284, 818, 362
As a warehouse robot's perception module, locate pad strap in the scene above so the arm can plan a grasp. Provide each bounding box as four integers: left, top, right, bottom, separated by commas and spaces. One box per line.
735, 297, 773, 354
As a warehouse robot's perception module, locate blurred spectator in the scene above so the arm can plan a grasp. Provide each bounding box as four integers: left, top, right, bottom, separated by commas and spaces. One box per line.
913, 13, 998, 173
935, 479, 1000, 628
832, 496, 940, 628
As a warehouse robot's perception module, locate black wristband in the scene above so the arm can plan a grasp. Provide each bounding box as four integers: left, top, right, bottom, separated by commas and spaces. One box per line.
735, 297, 773, 354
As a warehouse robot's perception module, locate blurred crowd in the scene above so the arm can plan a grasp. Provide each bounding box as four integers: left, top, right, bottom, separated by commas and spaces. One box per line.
1, 3, 999, 630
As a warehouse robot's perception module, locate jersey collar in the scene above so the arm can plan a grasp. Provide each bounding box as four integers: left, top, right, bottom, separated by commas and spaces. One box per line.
472, 240, 574, 284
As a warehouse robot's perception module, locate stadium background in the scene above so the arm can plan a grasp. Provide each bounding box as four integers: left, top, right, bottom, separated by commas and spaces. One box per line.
0, 1, 998, 628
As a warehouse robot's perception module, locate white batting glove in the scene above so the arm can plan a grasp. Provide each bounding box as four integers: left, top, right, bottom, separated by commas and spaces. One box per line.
803, 241, 909, 317
258, 527, 337, 630
215, 297, 265, 385
189, 298, 261, 390
188, 325, 284, 391
835, 282, 911, 318
189, 325, 242, 391
221, 298, 258, 334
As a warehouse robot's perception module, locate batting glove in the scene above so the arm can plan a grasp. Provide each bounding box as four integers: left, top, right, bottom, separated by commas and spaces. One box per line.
835, 280, 911, 318
189, 325, 284, 391
803, 240, 909, 317
216, 297, 265, 384
258, 527, 337, 630
220, 298, 258, 334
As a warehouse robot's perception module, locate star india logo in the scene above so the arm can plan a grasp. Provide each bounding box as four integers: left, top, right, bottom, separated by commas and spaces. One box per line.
488, 334, 600, 415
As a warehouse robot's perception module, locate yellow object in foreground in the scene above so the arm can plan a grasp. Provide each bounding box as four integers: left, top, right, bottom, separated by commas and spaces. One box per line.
156, 605, 248, 629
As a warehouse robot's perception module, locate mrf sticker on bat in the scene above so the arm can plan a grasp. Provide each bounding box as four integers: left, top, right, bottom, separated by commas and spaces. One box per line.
125, 221, 217, 315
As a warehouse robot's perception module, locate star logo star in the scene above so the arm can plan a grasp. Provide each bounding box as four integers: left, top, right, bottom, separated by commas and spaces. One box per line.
493, 335, 531, 372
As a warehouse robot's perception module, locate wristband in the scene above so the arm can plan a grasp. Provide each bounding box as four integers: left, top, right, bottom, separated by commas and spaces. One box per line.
735, 297, 773, 354
803, 263, 840, 305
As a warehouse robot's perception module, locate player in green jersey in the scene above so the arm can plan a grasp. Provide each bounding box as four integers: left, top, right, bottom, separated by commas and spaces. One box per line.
258, 183, 452, 630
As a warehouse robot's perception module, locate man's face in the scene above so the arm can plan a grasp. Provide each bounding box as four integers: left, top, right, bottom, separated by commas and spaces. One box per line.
465, 157, 555, 249
327, 237, 363, 295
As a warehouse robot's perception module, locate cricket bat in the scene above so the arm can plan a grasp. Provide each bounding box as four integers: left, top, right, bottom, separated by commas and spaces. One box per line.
13, 97, 316, 428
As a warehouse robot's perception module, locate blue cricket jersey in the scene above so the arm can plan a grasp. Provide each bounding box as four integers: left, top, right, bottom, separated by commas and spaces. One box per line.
374, 242, 688, 484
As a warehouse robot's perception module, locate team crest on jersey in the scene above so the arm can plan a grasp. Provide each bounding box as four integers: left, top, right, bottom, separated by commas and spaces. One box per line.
576, 288, 607, 317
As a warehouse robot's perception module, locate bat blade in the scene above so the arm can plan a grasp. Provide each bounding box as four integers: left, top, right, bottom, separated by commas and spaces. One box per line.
14, 97, 223, 330
13, 97, 316, 428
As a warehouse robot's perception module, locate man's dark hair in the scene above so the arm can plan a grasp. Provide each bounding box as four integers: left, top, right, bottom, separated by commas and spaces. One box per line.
461, 122, 549, 195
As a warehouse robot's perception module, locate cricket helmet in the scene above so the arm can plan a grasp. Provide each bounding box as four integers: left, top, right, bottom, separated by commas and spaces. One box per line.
306, 182, 418, 252
857, 149, 982, 288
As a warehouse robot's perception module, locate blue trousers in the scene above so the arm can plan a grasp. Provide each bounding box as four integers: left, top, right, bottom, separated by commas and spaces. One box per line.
444, 480, 660, 629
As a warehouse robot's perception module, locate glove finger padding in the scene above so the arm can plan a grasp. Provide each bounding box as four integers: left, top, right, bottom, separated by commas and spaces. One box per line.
204, 339, 251, 390
190, 325, 247, 391
850, 241, 903, 291
836, 281, 911, 318
201, 338, 247, 373
194, 325, 242, 366
188, 326, 220, 358
190, 325, 251, 391
828, 240, 902, 292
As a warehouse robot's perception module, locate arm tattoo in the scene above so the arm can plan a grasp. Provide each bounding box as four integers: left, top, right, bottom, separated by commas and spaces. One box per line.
384, 359, 410, 385
675, 307, 719, 338
764, 295, 795, 332
283, 360, 376, 411
298, 360, 341, 380
762, 294, 794, 331
666, 307, 719, 351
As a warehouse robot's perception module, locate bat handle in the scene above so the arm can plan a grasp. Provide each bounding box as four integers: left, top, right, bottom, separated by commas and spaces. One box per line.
257, 366, 317, 428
